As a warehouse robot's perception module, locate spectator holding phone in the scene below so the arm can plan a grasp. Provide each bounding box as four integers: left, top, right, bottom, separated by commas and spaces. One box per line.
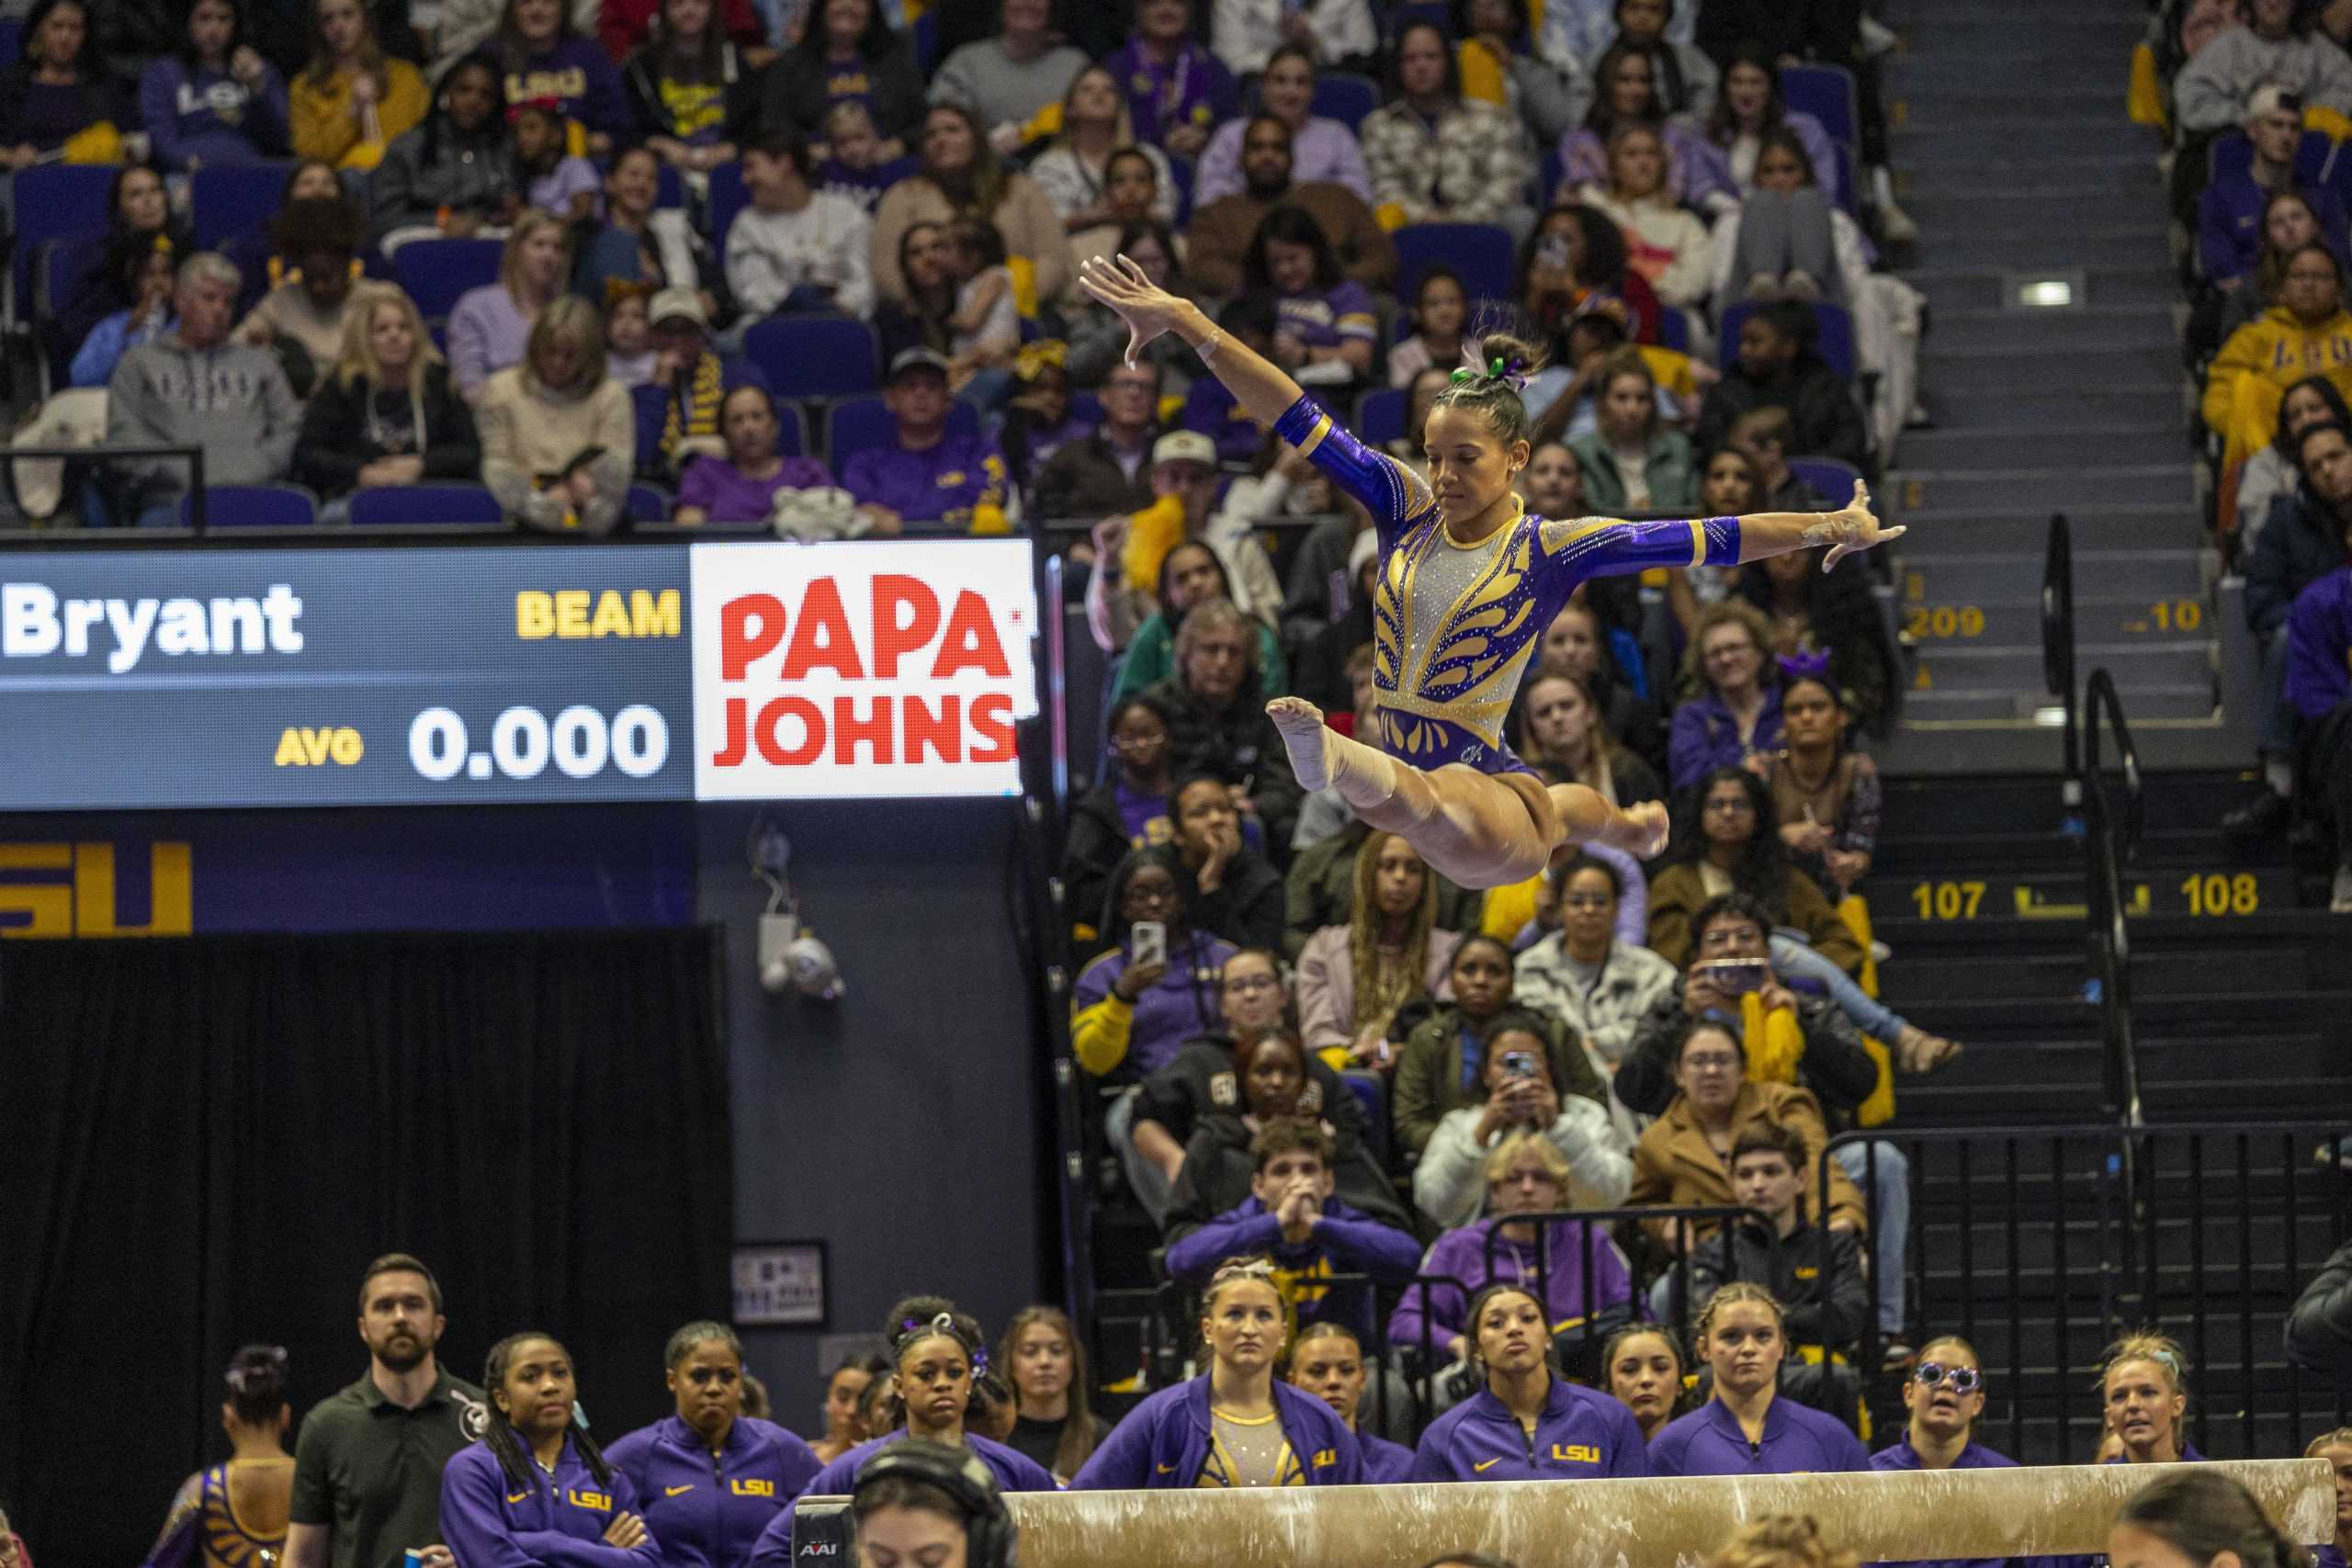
1412, 1010, 1630, 1229
1393, 933, 1607, 1160
1072, 846, 1238, 1084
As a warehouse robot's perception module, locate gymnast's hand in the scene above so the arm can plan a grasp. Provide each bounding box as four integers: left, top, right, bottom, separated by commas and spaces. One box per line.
1804, 479, 1905, 572
1078, 254, 1192, 367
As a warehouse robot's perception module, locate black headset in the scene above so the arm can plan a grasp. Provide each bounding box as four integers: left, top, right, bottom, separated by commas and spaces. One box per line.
847, 1439, 1017, 1568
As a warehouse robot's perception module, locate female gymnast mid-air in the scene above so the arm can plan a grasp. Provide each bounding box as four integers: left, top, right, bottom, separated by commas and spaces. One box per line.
1077, 254, 1905, 891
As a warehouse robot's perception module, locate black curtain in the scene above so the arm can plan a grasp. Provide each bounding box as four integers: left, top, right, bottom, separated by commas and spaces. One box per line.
0, 928, 732, 1568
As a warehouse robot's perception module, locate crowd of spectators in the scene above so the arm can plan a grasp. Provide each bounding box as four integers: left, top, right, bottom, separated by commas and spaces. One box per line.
5, 0, 1921, 552
2147, 6, 2352, 906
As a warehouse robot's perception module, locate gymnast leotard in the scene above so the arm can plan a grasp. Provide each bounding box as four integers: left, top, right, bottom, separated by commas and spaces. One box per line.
1273, 396, 1743, 777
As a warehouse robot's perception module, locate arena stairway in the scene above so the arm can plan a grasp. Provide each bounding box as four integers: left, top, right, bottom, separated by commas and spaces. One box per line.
1873, 0, 2233, 773
1861, 771, 2350, 1459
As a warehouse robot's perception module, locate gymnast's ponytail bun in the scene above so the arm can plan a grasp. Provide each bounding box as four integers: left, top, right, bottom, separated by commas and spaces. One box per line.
1709, 1515, 1859, 1568
1428, 331, 1550, 448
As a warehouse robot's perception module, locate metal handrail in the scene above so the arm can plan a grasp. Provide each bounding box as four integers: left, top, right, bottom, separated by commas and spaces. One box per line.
2041, 512, 2078, 793
2082, 668, 2144, 1133
3, 444, 208, 532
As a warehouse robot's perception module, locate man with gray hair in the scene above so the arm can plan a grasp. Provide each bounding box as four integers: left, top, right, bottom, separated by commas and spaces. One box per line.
106, 251, 300, 527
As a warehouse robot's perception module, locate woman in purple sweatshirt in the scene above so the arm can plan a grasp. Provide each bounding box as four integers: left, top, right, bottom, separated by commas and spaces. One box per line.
1287, 1323, 1414, 1483
1870, 1336, 2057, 1568
1070, 1258, 1362, 1489
440, 1332, 664, 1568
1387, 1127, 1634, 1373
1647, 1282, 1870, 1476
481, 0, 629, 151
1409, 1282, 1651, 1482
140, 0, 288, 169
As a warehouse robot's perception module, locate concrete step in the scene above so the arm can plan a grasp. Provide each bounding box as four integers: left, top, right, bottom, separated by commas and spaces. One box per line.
1896, 423, 2187, 470
1903, 188, 2161, 232
1926, 224, 2171, 270
1900, 683, 2217, 722
1900, 262, 2180, 312
1922, 303, 2181, 355
1894, 89, 2118, 122
1894, 117, 2151, 164
1920, 340, 2179, 392
1897, 154, 2158, 201
1911, 640, 2211, 691
1921, 383, 2184, 430
1885, 504, 2200, 552
1888, 465, 2190, 512
1887, 26, 2146, 68
1901, 548, 2203, 598
1895, 595, 2213, 648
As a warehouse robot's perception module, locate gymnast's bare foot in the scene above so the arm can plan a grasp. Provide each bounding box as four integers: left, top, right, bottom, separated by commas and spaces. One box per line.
1266, 696, 1333, 792
1593, 799, 1669, 859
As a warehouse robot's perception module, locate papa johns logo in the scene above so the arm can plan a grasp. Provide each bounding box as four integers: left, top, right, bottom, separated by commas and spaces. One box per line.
454, 1389, 492, 1441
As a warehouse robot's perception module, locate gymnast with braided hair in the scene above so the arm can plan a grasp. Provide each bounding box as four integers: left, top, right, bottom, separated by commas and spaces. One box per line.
1077, 253, 1906, 891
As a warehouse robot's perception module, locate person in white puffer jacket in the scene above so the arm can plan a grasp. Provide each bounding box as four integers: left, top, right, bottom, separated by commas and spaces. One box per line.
1413, 1006, 1631, 1229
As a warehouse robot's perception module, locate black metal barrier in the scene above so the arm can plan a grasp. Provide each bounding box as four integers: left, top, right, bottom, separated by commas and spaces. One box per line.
1817, 1122, 2352, 1463
2, 444, 208, 535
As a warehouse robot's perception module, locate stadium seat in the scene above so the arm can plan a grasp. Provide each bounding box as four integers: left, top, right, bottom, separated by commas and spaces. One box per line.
8, 164, 118, 328
35, 234, 106, 386
0, 18, 19, 67
347, 483, 507, 527
1071, 391, 1102, 425
708, 162, 749, 251
1357, 387, 1407, 446
655, 161, 684, 209
1788, 456, 1864, 504
391, 238, 503, 320
181, 484, 319, 528
1780, 63, 1860, 150
1165, 152, 1194, 226
1309, 73, 1379, 131
824, 394, 978, 469
1394, 222, 1515, 304
1656, 305, 1690, 353
1340, 1071, 1390, 1168
627, 482, 673, 523
192, 162, 295, 248
1719, 299, 1855, 380
1541, 145, 1566, 206
742, 315, 880, 398
1830, 140, 1856, 216
769, 401, 806, 456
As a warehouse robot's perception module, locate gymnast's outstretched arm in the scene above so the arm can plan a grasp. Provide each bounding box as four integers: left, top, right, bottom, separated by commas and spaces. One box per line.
1079, 254, 1305, 429
1735, 479, 1905, 572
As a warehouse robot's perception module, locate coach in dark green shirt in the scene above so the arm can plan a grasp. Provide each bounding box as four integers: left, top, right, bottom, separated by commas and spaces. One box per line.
287, 1254, 488, 1568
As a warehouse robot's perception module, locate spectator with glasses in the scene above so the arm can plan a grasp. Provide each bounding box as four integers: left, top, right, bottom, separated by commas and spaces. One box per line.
1871, 1337, 2030, 1515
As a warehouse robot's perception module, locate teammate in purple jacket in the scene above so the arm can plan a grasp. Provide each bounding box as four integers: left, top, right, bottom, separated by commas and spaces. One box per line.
1077, 251, 1904, 891
439, 1333, 663, 1568
1071, 1258, 1362, 1489
1648, 1283, 1869, 1477
604, 1323, 820, 1568
1287, 1323, 1414, 1483
1871, 1336, 2057, 1568
1409, 1283, 1649, 1482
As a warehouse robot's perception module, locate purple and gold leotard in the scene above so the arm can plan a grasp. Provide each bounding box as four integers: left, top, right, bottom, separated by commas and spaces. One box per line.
1274, 396, 1741, 776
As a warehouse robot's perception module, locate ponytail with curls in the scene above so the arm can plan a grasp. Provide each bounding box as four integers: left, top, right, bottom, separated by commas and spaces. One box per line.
1428, 331, 1551, 449
885, 1295, 988, 1376
224, 1345, 289, 1427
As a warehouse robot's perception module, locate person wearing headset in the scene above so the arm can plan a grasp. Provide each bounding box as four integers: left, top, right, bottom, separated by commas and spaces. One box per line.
847, 1441, 1015, 1568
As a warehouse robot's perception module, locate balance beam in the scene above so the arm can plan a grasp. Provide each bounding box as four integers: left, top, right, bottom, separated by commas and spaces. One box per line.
797, 1458, 2333, 1568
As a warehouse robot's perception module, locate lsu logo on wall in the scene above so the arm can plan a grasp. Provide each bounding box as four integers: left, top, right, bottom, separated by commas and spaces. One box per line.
0, 840, 191, 938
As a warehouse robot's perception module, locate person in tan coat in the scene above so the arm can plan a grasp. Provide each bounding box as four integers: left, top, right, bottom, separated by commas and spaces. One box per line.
1182, 116, 1397, 299
478, 295, 633, 534
870, 103, 1071, 307
1646, 765, 1863, 975
1629, 1013, 1865, 1256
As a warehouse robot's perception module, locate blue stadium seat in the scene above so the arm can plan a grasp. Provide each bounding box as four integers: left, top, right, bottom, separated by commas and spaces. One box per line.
391, 238, 503, 320
191, 162, 295, 248
1340, 1070, 1390, 1168
628, 482, 673, 523
824, 394, 978, 469
1309, 73, 1379, 131
656, 161, 684, 209
769, 400, 805, 456
1780, 63, 1860, 150
36, 233, 105, 384
1165, 152, 1194, 226
1357, 387, 1407, 446
1656, 305, 1690, 353
426, 317, 448, 354
0, 18, 19, 67
181, 484, 318, 528
742, 315, 880, 398
1719, 299, 1855, 380
1788, 457, 1864, 504
1394, 222, 1515, 303
1071, 391, 1102, 425
1830, 140, 1856, 216
347, 483, 507, 527
910, 6, 939, 71
1541, 145, 1567, 206
708, 162, 749, 251
9, 164, 118, 327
